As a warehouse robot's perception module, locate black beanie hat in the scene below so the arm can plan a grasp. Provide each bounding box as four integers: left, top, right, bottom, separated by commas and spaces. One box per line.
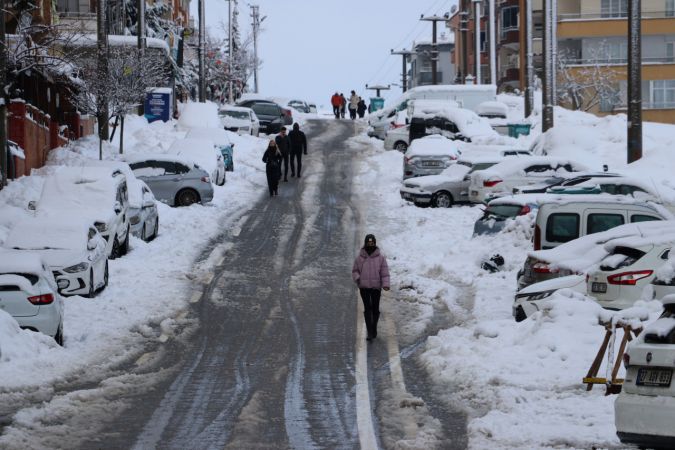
364, 234, 376, 246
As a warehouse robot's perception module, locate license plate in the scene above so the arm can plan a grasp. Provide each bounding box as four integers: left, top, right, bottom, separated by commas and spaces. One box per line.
401, 192, 412, 200
591, 282, 607, 293
637, 367, 673, 387
471, 190, 479, 196
421, 161, 442, 167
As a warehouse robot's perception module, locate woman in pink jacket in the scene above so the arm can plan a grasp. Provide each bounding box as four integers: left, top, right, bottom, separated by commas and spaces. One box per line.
352, 234, 390, 340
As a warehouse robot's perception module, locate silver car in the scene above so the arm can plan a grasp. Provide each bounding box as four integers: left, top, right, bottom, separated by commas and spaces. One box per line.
0, 250, 65, 344
402, 135, 461, 179
128, 178, 159, 241
127, 154, 214, 207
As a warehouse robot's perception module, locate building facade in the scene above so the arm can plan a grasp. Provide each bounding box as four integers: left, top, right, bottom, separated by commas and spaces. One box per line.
408, 35, 456, 88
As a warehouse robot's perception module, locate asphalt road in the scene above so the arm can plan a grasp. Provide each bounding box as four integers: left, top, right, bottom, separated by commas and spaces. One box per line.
0, 119, 467, 449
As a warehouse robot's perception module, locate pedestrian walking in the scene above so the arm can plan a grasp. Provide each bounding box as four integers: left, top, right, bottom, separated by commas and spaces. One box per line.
262, 140, 282, 196
348, 90, 359, 120
340, 93, 347, 119
352, 234, 390, 341
275, 127, 291, 182
288, 122, 307, 178
331, 92, 341, 119
357, 97, 367, 118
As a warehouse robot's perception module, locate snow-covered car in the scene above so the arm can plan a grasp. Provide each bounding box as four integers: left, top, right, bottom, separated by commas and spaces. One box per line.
587, 238, 674, 310
383, 125, 410, 152
0, 250, 65, 344
400, 155, 502, 207
518, 220, 675, 291
615, 295, 675, 448
547, 176, 657, 199
4, 217, 109, 298
513, 274, 587, 322
127, 154, 214, 207
409, 106, 498, 144
367, 107, 397, 139
33, 166, 131, 259
476, 101, 508, 119
468, 157, 590, 203
402, 135, 462, 179
128, 178, 159, 241
218, 105, 260, 136
185, 127, 236, 172
287, 99, 310, 113
651, 251, 675, 301
472, 194, 542, 236
168, 138, 226, 185
457, 142, 531, 157
513, 171, 622, 194
308, 103, 317, 114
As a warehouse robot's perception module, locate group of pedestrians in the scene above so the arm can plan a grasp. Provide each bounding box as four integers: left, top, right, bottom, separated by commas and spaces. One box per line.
262, 123, 308, 197
330, 91, 367, 120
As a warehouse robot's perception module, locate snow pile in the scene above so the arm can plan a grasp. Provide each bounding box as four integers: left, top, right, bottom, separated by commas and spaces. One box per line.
177, 101, 221, 129
405, 135, 461, 158
0, 310, 59, 363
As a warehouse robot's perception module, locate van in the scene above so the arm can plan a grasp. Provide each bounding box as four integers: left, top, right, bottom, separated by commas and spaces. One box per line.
533, 197, 668, 251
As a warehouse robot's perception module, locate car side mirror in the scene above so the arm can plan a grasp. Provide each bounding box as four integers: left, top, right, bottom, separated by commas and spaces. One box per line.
27, 200, 36, 211
87, 239, 97, 251
114, 201, 122, 214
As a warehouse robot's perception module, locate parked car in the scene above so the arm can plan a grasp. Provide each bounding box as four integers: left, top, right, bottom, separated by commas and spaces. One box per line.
409, 107, 497, 144
127, 154, 214, 207
185, 128, 236, 172
33, 166, 130, 259
218, 105, 260, 137
400, 155, 503, 208
308, 103, 318, 114
368, 107, 398, 139
402, 135, 462, 179
384, 125, 410, 152
615, 295, 675, 448
469, 157, 591, 203
128, 178, 159, 241
518, 219, 674, 291
168, 138, 226, 185
473, 194, 543, 236
236, 100, 284, 134
587, 239, 674, 310
0, 250, 65, 344
513, 274, 587, 322
651, 252, 675, 301
513, 171, 623, 194
287, 99, 310, 113
4, 217, 109, 298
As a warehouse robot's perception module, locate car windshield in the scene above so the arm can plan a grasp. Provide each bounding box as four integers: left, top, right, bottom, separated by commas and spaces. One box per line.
484, 204, 523, 220
253, 104, 279, 115
0, 272, 39, 285
220, 110, 249, 119
599, 246, 646, 271
470, 162, 497, 173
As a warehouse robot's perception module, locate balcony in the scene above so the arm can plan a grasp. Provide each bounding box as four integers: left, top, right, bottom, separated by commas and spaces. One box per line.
560, 56, 675, 66
559, 11, 675, 21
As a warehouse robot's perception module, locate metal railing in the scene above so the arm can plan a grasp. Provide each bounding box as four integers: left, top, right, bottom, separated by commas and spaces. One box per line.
559, 11, 675, 20
561, 56, 675, 65
616, 101, 675, 110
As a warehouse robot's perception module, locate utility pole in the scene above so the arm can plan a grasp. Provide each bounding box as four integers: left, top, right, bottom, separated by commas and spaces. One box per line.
250, 5, 264, 94
420, 14, 447, 85
473, 0, 481, 83
97, 0, 109, 158
488, 0, 496, 85
198, 0, 206, 102
365, 84, 390, 97
524, 0, 534, 117
627, 0, 642, 163
137, 0, 145, 56
227, 0, 233, 103
460, 4, 469, 82
0, 0, 7, 187
391, 49, 414, 92
542, 0, 555, 131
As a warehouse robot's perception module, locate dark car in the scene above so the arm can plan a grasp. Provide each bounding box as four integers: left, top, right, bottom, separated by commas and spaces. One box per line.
409, 116, 469, 143
236, 100, 285, 134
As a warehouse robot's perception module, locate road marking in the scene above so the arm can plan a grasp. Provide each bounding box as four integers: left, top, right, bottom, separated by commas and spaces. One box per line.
355, 295, 379, 450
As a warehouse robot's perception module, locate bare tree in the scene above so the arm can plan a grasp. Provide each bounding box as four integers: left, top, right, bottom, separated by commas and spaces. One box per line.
557, 44, 622, 112
70, 47, 170, 158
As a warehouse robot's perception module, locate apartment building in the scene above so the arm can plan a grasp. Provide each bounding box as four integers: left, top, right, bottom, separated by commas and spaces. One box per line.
408, 34, 456, 88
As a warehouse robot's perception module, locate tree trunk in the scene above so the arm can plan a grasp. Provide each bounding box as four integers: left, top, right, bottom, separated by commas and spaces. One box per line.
0, 0, 7, 188
119, 115, 124, 154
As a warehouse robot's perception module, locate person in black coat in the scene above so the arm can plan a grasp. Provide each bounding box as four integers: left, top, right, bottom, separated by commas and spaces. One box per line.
357, 97, 367, 118
262, 140, 283, 196
275, 127, 291, 182
288, 123, 307, 178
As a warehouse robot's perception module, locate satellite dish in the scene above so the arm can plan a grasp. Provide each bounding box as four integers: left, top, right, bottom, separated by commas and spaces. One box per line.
450, 5, 457, 14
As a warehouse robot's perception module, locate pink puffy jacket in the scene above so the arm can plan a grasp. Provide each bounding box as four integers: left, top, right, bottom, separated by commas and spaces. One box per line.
352, 248, 390, 289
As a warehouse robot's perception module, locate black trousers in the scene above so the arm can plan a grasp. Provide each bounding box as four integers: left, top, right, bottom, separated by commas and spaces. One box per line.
282, 154, 289, 180
349, 108, 357, 119
333, 106, 340, 118
359, 288, 381, 338
290, 151, 302, 176
266, 172, 279, 195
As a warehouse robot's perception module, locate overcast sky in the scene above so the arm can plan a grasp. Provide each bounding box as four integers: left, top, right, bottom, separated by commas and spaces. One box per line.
193, 0, 457, 108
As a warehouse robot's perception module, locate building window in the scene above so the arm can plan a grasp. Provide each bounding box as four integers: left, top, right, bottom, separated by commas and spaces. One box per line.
480, 31, 486, 52
667, 0, 675, 17
501, 6, 518, 30
607, 41, 627, 63
601, 0, 627, 18
652, 80, 675, 109
667, 42, 675, 62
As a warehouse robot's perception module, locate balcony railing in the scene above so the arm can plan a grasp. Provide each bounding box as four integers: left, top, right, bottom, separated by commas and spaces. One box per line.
559, 11, 675, 21
561, 56, 675, 65
616, 102, 675, 110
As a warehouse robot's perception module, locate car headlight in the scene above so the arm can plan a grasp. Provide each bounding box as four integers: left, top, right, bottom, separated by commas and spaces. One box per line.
95, 222, 107, 233
63, 262, 89, 273
405, 184, 419, 189
129, 214, 141, 225
515, 289, 556, 301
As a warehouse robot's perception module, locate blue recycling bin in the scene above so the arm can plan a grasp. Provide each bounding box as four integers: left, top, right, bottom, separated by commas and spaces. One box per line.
508, 123, 532, 138
370, 97, 385, 112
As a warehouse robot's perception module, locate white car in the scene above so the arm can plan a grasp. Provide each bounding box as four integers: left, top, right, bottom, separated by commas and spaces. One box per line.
34, 166, 131, 259
402, 135, 462, 179
587, 238, 674, 310
513, 274, 587, 322
469, 157, 590, 203
651, 251, 675, 301
615, 295, 675, 448
383, 125, 410, 152
219, 105, 260, 136
168, 138, 226, 186
367, 107, 398, 139
0, 250, 65, 345
185, 127, 236, 172
4, 217, 109, 298
128, 178, 159, 241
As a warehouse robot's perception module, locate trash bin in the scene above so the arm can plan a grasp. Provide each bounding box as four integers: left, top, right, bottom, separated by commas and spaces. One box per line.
507, 123, 532, 138
370, 97, 385, 112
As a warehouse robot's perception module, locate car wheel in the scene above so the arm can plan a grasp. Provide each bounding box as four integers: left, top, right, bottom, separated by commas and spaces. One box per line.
176, 189, 200, 207
86, 269, 95, 298
432, 191, 453, 208
111, 237, 120, 260
54, 324, 64, 346
151, 218, 159, 240
103, 260, 109, 289
121, 226, 130, 255
141, 223, 147, 241
394, 141, 408, 152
